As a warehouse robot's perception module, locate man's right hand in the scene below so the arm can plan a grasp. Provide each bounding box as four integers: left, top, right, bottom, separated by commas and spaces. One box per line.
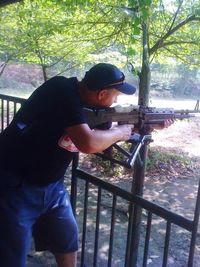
114, 124, 134, 141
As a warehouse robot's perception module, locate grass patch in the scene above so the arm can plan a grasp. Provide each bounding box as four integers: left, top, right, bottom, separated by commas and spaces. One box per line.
80, 145, 193, 179
146, 146, 193, 178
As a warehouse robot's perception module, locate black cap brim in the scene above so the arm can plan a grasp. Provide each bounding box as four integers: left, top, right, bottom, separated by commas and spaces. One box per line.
115, 82, 136, 95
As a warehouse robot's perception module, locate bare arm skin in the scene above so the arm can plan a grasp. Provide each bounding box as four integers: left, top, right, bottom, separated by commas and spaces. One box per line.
153, 119, 174, 130
66, 123, 133, 154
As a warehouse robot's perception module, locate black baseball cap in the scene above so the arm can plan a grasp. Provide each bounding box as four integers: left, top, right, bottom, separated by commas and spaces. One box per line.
83, 63, 136, 95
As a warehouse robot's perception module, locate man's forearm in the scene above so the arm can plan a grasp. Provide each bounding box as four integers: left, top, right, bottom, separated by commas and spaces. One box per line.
67, 123, 133, 154
87, 128, 124, 153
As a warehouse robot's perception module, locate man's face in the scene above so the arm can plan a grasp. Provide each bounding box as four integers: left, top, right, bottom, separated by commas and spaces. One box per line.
97, 88, 121, 108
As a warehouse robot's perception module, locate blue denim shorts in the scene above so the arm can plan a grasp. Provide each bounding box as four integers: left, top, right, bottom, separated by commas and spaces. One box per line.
0, 169, 78, 267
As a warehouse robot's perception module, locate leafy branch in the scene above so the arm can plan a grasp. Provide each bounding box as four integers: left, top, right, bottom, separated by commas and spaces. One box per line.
149, 14, 200, 56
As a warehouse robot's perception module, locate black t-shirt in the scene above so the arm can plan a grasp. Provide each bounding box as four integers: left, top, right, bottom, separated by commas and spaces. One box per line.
0, 76, 86, 185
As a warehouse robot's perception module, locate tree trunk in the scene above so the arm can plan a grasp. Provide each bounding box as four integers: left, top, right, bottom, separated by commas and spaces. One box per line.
41, 65, 48, 82
128, 20, 151, 267
138, 22, 151, 106
0, 62, 8, 77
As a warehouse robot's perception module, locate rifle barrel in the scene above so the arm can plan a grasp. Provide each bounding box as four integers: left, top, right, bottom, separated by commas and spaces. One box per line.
175, 109, 200, 114
174, 114, 195, 119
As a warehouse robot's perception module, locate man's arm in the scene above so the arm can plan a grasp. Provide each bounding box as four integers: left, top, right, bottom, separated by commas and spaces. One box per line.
66, 123, 133, 154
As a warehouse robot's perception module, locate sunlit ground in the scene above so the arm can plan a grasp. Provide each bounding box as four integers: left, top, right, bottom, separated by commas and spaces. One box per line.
116, 94, 200, 157
117, 94, 199, 110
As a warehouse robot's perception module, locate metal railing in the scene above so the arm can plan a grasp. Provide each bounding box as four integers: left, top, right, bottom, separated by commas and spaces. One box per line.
0, 93, 200, 267
71, 164, 200, 267
0, 93, 26, 131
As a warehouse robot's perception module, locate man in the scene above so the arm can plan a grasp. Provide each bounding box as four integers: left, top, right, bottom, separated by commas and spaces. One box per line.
0, 63, 137, 267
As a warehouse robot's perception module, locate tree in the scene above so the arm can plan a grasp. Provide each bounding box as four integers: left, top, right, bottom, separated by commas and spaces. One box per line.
50, 0, 200, 105
144, 0, 200, 104
0, 0, 99, 81
1, 0, 199, 97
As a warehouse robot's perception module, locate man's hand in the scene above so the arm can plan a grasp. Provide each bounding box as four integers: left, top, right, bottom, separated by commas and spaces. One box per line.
113, 124, 134, 141
154, 119, 174, 130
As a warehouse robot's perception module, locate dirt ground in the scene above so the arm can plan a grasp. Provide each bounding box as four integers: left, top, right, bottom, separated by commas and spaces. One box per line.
27, 115, 200, 267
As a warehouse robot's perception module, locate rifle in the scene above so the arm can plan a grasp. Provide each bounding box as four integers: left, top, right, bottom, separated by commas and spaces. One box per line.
83, 105, 199, 168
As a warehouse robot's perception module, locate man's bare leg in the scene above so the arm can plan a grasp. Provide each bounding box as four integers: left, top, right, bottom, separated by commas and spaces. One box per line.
54, 251, 77, 267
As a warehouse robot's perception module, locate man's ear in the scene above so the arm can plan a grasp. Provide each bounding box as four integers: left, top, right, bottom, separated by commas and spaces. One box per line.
97, 89, 108, 101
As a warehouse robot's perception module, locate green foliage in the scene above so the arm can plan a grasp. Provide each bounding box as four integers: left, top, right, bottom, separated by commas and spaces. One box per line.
147, 147, 192, 172
0, 0, 199, 85
86, 154, 127, 178
0, 0, 142, 74
149, 0, 200, 67
81, 144, 193, 179
0, 0, 105, 79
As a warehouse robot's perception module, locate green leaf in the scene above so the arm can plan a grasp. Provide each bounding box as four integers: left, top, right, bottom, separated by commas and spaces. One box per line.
194, 8, 200, 16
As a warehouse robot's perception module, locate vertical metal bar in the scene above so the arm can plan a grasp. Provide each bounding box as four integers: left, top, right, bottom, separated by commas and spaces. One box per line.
108, 194, 117, 267
125, 203, 134, 267
14, 101, 17, 115
1, 99, 4, 131
70, 153, 79, 215
143, 211, 152, 267
128, 143, 148, 267
162, 221, 171, 267
93, 187, 102, 267
81, 181, 89, 267
188, 178, 200, 267
128, 204, 143, 267
6, 100, 10, 126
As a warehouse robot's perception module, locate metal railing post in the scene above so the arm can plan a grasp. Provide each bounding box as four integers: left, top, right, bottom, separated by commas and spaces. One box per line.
70, 153, 79, 215
127, 142, 148, 267
188, 178, 200, 266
